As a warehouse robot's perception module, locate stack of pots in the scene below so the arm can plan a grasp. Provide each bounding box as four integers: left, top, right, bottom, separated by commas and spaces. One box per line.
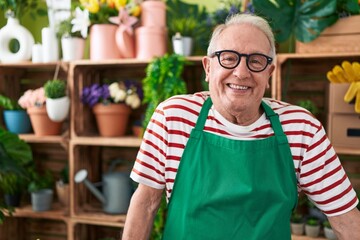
135, 0, 167, 60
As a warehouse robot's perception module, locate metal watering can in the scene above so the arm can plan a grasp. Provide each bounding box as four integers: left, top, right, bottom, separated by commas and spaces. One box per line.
74, 159, 133, 214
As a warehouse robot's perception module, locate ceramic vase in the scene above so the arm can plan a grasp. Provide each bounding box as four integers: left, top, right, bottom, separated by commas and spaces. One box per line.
46, 96, 70, 122
172, 34, 193, 56
305, 224, 320, 238
90, 24, 122, 60
92, 103, 131, 137
56, 181, 69, 207
135, 26, 167, 60
0, 17, 34, 63
61, 37, 85, 61
324, 227, 337, 240
141, 1, 166, 27
115, 25, 136, 58
3, 110, 32, 134
31, 189, 53, 212
27, 105, 63, 136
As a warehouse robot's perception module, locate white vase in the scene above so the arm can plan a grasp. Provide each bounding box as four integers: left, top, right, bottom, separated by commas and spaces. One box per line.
46, 96, 70, 122
172, 34, 193, 56
42, 27, 59, 62
0, 17, 34, 63
324, 227, 337, 240
61, 37, 85, 61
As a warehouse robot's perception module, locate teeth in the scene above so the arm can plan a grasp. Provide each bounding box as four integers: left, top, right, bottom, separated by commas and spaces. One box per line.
228, 84, 249, 90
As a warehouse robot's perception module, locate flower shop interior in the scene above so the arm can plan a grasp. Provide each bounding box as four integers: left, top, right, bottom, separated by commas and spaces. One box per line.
0, 0, 359, 239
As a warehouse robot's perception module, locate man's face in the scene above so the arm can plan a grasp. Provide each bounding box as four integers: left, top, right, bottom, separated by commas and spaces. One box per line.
202, 23, 275, 124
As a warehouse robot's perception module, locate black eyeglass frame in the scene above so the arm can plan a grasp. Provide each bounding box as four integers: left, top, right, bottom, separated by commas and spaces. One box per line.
211, 50, 273, 73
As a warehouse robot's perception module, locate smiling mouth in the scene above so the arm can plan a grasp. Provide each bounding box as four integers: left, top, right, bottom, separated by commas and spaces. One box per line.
227, 83, 249, 90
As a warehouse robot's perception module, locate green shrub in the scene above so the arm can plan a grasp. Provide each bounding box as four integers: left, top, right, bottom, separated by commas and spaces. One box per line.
44, 79, 67, 99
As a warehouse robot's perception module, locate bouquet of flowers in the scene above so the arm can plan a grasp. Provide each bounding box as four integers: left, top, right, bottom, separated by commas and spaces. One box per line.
81, 80, 141, 109
18, 87, 46, 109
79, 0, 142, 25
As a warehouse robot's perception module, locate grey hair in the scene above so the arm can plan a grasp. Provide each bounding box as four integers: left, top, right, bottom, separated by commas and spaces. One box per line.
207, 13, 276, 58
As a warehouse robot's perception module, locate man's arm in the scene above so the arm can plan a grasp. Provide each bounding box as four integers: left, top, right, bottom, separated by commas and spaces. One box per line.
122, 183, 164, 240
328, 207, 360, 240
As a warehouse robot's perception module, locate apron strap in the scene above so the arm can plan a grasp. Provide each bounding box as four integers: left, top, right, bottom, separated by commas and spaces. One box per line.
194, 97, 212, 131
261, 101, 288, 144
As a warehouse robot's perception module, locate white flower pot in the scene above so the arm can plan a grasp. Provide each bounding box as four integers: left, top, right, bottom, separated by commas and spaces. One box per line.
324, 227, 337, 240
172, 35, 193, 56
31, 189, 53, 212
291, 222, 304, 235
46, 96, 70, 122
305, 224, 320, 238
61, 37, 85, 61
0, 17, 34, 63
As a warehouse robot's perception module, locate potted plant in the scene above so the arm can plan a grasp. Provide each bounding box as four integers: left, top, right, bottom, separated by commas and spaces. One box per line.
18, 87, 62, 136
297, 99, 320, 116
44, 79, 70, 122
0, 94, 32, 134
81, 80, 141, 137
252, 0, 359, 51
290, 212, 305, 235
28, 169, 54, 212
323, 220, 337, 240
166, 0, 209, 56
305, 217, 321, 238
56, 165, 69, 207
56, 7, 90, 61
0, 128, 33, 207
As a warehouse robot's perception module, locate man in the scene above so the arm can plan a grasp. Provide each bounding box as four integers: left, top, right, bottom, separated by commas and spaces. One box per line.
123, 13, 360, 239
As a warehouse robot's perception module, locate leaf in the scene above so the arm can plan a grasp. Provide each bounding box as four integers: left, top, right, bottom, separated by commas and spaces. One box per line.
253, 0, 341, 43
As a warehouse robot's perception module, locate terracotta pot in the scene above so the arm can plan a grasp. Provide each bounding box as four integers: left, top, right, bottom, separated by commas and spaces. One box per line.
92, 103, 131, 137
135, 26, 167, 60
27, 106, 62, 136
90, 24, 122, 60
56, 182, 69, 207
141, 1, 166, 27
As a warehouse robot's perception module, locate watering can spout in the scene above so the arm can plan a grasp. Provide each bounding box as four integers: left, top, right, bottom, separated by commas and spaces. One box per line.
74, 169, 106, 203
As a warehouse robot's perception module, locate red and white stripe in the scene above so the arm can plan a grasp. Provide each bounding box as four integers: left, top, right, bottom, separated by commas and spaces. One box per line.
131, 92, 358, 217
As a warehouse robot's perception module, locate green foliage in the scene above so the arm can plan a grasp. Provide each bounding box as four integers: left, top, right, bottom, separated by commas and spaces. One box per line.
44, 79, 67, 99
297, 100, 319, 116
0, 94, 22, 110
0, 0, 47, 19
166, 0, 210, 54
142, 54, 188, 129
323, 220, 332, 229
291, 212, 303, 223
252, 0, 360, 43
56, 17, 82, 39
60, 165, 69, 184
27, 169, 54, 193
306, 217, 320, 226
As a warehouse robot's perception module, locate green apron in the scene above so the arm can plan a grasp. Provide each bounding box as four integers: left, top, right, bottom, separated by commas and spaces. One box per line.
162, 98, 298, 240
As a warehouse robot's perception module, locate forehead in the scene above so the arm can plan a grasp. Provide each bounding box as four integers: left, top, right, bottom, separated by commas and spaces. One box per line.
215, 24, 271, 53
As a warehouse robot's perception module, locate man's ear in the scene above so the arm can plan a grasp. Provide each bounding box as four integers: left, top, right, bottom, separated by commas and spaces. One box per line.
202, 56, 210, 82
266, 64, 275, 88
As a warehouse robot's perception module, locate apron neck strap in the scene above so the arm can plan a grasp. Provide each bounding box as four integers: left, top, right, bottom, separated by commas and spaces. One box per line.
195, 98, 286, 141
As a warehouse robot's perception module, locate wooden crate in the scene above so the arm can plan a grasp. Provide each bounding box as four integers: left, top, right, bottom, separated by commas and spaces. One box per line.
69, 58, 204, 138
70, 143, 137, 226
74, 222, 123, 240
296, 15, 360, 54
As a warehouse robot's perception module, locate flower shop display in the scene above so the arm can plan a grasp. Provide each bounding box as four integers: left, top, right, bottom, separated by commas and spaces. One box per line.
44, 79, 70, 122
79, 0, 142, 60
0, 94, 32, 134
18, 87, 63, 136
81, 81, 141, 137
56, 7, 90, 61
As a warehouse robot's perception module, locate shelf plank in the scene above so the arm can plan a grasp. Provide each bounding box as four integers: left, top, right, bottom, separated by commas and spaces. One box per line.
70, 136, 142, 147
9, 203, 69, 221
292, 235, 327, 240
73, 213, 126, 227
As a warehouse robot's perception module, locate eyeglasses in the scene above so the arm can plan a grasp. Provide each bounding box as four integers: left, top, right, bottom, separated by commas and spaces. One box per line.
210, 50, 273, 72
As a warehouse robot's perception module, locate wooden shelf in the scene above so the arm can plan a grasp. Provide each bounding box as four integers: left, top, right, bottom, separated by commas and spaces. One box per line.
10, 203, 69, 221
292, 235, 327, 240
70, 136, 142, 147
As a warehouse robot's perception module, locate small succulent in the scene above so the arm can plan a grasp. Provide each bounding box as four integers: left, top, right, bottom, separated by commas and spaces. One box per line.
44, 79, 67, 99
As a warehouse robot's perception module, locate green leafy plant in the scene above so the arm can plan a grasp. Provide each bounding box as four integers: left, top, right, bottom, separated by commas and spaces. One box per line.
252, 0, 359, 44
291, 212, 303, 223
27, 169, 54, 193
166, 0, 209, 54
57, 17, 82, 39
142, 53, 188, 129
297, 100, 319, 116
44, 79, 67, 99
59, 165, 69, 184
323, 220, 332, 229
0, 0, 47, 19
0, 94, 23, 110
306, 217, 320, 226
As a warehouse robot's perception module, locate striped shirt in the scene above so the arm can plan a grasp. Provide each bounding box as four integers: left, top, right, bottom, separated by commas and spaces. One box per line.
131, 92, 358, 217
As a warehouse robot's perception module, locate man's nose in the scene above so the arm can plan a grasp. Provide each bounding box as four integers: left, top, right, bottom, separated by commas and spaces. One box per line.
233, 57, 250, 77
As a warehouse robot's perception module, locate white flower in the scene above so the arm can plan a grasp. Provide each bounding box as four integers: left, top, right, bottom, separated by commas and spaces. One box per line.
125, 94, 141, 109
109, 82, 127, 103
71, 7, 90, 38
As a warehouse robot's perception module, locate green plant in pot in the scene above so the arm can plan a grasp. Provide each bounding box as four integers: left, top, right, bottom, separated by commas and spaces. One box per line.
252, 0, 360, 51
0, 94, 32, 134
290, 212, 305, 235
305, 217, 321, 238
166, 0, 209, 55
28, 168, 54, 212
323, 220, 337, 240
44, 79, 70, 122
0, 127, 33, 211
56, 165, 69, 207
